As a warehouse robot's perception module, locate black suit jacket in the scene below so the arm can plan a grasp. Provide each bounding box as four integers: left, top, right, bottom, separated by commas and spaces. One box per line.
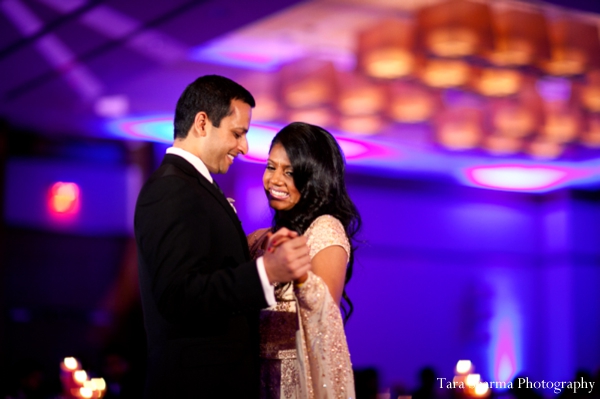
134, 154, 267, 398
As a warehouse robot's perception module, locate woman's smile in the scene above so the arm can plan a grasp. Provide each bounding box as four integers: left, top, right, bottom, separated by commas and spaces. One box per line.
269, 188, 290, 200
263, 143, 301, 211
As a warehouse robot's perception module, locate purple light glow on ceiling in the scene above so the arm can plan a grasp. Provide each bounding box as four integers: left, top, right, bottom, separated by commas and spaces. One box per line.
464, 165, 576, 192
107, 117, 389, 163
189, 38, 303, 71
107, 115, 600, 193
240, 123, 388, 162
108, 115, 173, 142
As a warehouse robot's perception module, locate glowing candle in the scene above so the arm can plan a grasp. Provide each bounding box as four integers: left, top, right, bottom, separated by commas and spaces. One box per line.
79, 387, 93, 398
456, 359, 473, 374
61, 357, 80, 371
73, 370, 88, 385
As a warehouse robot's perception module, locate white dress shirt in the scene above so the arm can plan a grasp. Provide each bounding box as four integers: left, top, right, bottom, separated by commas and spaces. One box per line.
166, 147, 275, 306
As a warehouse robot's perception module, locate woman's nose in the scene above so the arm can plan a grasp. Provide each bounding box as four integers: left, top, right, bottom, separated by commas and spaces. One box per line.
271, 169, 284, 184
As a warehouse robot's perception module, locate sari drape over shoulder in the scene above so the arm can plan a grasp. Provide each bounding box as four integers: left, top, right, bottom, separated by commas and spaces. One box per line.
249, 215, 355, 399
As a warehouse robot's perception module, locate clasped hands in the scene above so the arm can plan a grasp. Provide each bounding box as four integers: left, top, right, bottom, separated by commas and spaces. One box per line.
262, 227, 310, 285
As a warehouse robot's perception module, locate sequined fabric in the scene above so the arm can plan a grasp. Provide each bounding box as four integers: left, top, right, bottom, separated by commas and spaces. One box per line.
304, 215, 350, 260
250, 215, 356, 399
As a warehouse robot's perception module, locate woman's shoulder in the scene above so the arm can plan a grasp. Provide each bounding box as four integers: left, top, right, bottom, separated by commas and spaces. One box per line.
305, 215, 350, 259
306, 214, 344, 233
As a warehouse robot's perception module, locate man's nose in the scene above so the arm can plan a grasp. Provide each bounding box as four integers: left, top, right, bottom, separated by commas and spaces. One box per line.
238, 135, 248, 155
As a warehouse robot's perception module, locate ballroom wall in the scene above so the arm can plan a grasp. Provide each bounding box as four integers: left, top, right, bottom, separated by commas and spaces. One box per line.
227, 159, 600, 390
1, 136, 599, 394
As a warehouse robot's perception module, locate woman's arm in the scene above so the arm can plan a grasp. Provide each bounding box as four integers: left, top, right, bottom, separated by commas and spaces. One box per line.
247, 227, 270, 248
294, 215, 350, 307
308, 245, 348, 305
247, 228, 271, 259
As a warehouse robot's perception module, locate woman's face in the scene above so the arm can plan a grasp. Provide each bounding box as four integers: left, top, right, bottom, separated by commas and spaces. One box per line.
263, 143, 301, 211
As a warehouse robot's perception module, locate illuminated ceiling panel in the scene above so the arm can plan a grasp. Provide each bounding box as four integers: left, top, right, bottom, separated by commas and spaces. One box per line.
2, 0, 600, 193
182, 0, 600, 192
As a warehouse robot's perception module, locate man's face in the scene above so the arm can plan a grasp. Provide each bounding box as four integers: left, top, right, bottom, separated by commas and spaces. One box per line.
201, 99, 251, 174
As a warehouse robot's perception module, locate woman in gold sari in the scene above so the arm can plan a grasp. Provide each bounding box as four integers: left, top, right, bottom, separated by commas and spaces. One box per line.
248, 122, 361, 399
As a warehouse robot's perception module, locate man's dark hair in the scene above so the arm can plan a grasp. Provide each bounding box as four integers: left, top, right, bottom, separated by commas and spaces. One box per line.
173, 75, 255, 140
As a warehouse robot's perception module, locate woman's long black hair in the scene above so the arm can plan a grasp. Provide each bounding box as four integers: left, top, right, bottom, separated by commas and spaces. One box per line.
269, 122, 361, 322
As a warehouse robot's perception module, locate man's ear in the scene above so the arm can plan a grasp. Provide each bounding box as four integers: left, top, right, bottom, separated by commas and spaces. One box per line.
193, 111, 209, 137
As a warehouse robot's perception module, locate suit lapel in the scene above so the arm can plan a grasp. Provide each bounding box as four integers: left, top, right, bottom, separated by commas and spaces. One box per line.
162, 155, 250, 259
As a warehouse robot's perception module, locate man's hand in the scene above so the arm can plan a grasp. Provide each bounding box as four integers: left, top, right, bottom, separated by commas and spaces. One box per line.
263, 227, 311, 284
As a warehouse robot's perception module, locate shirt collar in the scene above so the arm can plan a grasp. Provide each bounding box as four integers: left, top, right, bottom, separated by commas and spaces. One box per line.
166, 147, 212, 183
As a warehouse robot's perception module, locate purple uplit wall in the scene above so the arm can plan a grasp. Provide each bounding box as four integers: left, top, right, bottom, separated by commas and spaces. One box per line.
3, 147, 599, 394
340, 177, 533, 388
2, 154, 146, 387
221, 162, 600, 391
4, 158, 142, 235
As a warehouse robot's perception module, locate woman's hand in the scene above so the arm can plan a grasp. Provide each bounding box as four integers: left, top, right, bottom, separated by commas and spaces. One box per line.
267, 228, 309, 284
266, 228, 296, 252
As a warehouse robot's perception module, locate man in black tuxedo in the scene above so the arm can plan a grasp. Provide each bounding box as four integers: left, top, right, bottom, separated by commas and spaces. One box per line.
134, 75, 311, 398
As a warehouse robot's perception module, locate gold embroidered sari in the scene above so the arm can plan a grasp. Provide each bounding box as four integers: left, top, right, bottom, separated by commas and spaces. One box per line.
249, 215, 356, 399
